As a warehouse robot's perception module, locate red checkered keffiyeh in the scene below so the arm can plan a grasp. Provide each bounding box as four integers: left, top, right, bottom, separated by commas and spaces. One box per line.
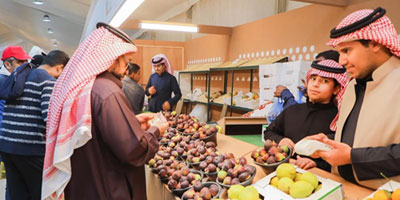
326, 7, 400, 131
42, 26, 137, 199
306, 59, 350, 131
327, 7, 400, 57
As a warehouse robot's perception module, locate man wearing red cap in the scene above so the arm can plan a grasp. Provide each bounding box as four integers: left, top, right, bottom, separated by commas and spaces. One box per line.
0, 46, 29, 200
1, 46, 31, 74
309, 7, 400, 189
0, 45, 31, 154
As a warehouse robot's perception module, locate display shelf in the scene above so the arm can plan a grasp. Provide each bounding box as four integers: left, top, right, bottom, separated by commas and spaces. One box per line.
179, 57, 288, 122
209, 102, 253, 112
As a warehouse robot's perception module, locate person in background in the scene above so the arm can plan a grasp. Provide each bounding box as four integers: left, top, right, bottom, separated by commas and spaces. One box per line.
264, 59, 349, 171
122, 63, 145, 114
145, 54, 182, 112
42, 23, 168, 200
0, 45, 31, 200
0, 50, 69, 200
31, 53, 46, 66
1, 46, 30, 75
0, 46, 31, 123
274, 50, 340, 109
308, 7, 400, 189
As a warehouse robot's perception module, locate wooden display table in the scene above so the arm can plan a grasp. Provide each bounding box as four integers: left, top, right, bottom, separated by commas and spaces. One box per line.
146, 134, 373, 200
214, 133, 259, 156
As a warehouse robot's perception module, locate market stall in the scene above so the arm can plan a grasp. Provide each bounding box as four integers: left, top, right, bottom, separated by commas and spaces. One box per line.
145, 131, 373, 200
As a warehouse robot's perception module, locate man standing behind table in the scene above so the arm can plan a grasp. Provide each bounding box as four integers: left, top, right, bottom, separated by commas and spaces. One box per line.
145, 54, 182, 112
308, 7, 400, 189
123, 63, 145, 114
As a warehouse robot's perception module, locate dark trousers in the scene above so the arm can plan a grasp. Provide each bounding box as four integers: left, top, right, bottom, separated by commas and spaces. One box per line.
0, 153, 43, 200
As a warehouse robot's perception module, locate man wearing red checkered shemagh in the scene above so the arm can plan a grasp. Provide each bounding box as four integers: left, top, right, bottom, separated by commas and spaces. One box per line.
307, 7, 400, 189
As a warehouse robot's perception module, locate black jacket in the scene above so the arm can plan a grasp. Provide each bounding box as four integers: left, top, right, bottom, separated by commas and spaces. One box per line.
264, 101, 337, 171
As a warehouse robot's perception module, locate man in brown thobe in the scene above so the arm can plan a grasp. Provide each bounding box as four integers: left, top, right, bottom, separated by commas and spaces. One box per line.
43, 23, 168, 200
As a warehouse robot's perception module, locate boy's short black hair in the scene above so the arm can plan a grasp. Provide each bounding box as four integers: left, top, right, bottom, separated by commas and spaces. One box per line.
127, 63, 140, 75
42, 50, 69, 67
315, 50, 340, 62
31, 54, 45, 66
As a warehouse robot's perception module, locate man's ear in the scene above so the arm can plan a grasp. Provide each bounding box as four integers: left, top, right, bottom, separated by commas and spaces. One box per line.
333, 85, 341, 96
57, 64, 64, 73
3, 61, 11, 70
369, 41, 384, 53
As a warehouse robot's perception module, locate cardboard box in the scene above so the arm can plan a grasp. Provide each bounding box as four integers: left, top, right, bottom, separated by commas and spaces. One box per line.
217, 116, 267, 135
363, 181, 400, 199
259, 61, 310, 104
253, 166, 344, 200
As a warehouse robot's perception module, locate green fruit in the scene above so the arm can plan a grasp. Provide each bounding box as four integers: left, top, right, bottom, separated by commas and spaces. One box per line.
171, 111, 177, 116
148, 159, 156, 167
238, 186, 259, 200
217, 170, 228, 182
228, 184, 244, 199
270, 176, 279, 188
315, 184, 322, 192
299, 172, 318, 189
194, 174, 201, 180
277, 177, 294, 194
216, 125, 222, 133
289, 181, 314, 198
295, 173, 302, 182
276, 163, 296, 179
280, 145, 290, 154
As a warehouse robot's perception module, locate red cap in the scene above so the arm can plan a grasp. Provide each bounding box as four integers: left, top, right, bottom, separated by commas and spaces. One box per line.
1, 46, 31, 61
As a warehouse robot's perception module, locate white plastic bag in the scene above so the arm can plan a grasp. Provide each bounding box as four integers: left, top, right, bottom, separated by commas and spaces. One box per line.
189, 104, 208, 122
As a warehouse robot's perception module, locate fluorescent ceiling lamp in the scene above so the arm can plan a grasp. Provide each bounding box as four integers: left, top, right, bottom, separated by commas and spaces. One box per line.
110, 0, 144, 27
140, 22, 198, 33
43, 15, 50, 22
33, 0, 44, 5
47, 28, 54, 34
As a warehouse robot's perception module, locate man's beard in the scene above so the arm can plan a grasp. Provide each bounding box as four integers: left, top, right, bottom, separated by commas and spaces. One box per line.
111, 71, 125, 80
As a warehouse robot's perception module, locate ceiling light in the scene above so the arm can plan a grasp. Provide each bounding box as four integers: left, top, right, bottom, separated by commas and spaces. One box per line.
47, 28, 54, 34
110, 0, 144, 27
140, 22, 198, 33
43, 15, 51, 22
33, 0, 44, 5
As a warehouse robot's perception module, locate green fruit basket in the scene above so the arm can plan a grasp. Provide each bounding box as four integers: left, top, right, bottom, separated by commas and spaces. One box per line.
253, 147, 292, 175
